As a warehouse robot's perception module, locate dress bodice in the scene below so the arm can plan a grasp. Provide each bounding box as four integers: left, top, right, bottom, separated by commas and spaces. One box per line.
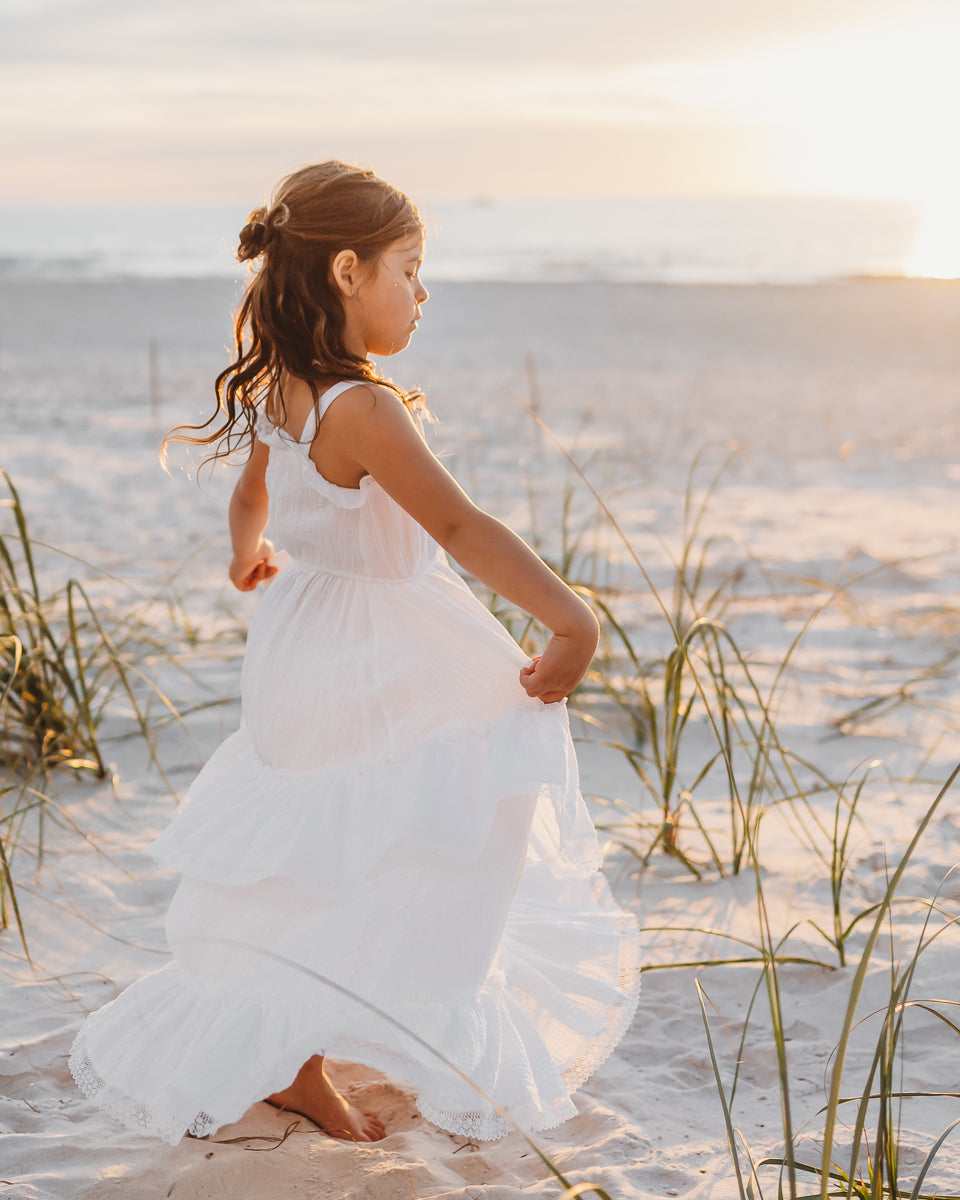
256, 381, 439, 582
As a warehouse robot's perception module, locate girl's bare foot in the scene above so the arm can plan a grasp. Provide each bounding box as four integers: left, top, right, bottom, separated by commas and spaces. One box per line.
266, 1055, 385, 1143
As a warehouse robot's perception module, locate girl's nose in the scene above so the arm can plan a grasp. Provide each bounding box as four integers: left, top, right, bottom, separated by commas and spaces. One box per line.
416, 280, 429, 303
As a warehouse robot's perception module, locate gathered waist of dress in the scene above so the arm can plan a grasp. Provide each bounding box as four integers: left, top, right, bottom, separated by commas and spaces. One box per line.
287, 556, 440, 585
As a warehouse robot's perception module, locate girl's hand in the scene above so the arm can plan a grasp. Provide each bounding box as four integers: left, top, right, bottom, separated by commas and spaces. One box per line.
229, 539, 278, 592
519, 621, 598, 704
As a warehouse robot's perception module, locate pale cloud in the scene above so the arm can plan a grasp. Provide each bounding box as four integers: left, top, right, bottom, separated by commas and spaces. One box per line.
4, 0, 955, 68
2, 0, 957, 202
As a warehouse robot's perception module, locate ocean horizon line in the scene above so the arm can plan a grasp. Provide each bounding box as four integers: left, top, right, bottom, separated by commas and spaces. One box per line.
1, 194, 950, 286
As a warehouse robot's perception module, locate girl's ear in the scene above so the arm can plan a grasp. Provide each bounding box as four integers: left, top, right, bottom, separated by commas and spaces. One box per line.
330, 249, 360, 298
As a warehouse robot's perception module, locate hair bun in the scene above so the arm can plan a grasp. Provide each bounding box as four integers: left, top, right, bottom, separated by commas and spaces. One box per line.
237, 208, 274, 262
237, 202, 294, 261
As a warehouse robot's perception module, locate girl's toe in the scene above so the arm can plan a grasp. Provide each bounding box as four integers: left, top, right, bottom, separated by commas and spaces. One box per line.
361, 1110, 385, 1138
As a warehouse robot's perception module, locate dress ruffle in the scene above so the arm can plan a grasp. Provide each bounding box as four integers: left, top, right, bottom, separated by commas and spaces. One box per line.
70, 852, 640, 1144
255, 404, 374, 509
151, 702, 602, 895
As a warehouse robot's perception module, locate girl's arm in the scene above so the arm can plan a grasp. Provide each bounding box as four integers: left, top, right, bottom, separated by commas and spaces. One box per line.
228, 437, 279, 591
326, 386, 599, 702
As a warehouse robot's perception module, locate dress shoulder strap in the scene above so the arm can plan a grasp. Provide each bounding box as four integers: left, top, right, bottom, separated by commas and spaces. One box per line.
300, 380, 366, 443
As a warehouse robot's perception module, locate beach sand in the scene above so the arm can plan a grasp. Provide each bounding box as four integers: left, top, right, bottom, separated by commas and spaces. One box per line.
2, 278, 960, 1198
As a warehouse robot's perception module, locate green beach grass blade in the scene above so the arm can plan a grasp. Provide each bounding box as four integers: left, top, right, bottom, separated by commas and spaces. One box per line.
909, 1117, 960, 1200
698, 979, 752, 1199
0, 787, 30, 959
817, 763, 960, 1200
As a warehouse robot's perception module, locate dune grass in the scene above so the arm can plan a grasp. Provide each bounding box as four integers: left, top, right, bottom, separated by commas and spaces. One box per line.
1, 472, 111, 780
0, 470, 195, 784
699, 767, 960, 1200
0, 469, 216, 954
504, 384, 960, 1197
509, 415, 837, 881
7, 374, 960, 1196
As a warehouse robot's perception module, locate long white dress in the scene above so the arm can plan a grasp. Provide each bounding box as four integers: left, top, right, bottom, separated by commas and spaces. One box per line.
69, 381, 642, 1144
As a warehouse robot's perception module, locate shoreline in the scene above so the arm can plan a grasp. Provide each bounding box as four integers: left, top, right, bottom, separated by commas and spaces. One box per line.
2, 271, 958, 286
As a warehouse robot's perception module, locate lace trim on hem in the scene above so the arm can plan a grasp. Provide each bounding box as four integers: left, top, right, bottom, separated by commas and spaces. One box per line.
305, 1034, 578, 1143
69, 937, 641, 1148
69, 1034, 219, 1145
556, 872, 644, 1097
416, 1096, 577, 1142
69, 1024, 572, 1147
561, 958, 642, 1096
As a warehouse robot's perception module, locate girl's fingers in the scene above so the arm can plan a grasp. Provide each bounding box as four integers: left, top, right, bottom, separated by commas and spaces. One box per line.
232, 557, 279, 591
519, 655, 542, 683
520, 666, 573, 702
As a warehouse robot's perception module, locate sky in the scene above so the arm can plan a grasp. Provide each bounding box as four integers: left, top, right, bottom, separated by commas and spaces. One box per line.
3, 0, 960, 212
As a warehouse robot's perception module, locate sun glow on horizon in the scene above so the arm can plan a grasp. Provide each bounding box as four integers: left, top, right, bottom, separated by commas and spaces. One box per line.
631, 19, 960, 277
904, 201, 960, 279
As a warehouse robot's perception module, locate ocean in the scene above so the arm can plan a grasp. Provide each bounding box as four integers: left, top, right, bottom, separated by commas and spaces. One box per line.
0, 194, 930, 286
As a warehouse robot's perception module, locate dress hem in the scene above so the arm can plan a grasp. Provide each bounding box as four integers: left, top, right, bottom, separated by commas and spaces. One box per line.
68, 881, 642, 1146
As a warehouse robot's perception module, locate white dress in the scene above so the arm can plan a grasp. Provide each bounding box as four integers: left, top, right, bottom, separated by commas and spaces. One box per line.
69, 381, 642, 1144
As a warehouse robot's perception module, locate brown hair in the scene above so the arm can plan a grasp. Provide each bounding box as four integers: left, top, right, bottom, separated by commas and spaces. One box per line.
165, 161, 424, 466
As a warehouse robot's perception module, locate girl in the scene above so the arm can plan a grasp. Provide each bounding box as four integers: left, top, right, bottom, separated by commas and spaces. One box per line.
70, 161, 641, 1145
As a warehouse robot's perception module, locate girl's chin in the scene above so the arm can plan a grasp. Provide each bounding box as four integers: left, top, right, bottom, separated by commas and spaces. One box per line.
371, 332, 415, 357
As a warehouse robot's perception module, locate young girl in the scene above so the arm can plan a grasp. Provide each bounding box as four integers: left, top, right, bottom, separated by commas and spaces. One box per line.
70, 161, 641, 1145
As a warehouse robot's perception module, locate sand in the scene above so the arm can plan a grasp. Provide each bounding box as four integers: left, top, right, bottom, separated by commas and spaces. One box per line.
2, 277, 960, 1198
